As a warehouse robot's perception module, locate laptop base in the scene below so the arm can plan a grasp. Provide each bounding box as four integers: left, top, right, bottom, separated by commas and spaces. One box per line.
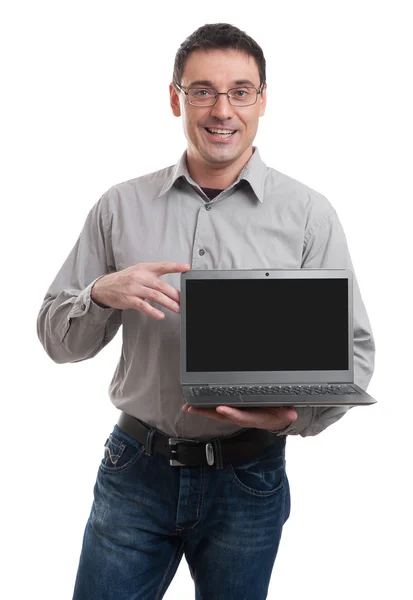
183, 386, 376, 408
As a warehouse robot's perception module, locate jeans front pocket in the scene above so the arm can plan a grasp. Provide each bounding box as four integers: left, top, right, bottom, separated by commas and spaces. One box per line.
99, 426, 145, 474
227, 444, 286, 497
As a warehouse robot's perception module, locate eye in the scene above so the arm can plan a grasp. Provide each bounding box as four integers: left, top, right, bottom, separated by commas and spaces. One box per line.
233, 88, 250, 97
192, 88, 215, 97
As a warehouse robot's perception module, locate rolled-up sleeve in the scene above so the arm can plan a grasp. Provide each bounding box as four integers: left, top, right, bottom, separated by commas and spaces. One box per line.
275, 207, 375, 437
36, 193, 122, 364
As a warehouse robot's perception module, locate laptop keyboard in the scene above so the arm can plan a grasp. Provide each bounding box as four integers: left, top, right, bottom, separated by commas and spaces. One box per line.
192, 384, 358, 396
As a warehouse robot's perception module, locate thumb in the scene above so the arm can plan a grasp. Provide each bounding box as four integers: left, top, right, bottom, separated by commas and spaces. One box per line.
283, 408, 298, 422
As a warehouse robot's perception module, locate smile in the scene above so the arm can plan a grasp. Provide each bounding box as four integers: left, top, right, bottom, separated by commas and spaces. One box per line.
204, 127, 237, 141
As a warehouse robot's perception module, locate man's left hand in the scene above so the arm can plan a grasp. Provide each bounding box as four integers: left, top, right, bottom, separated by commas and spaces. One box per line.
182, 404, 298, 431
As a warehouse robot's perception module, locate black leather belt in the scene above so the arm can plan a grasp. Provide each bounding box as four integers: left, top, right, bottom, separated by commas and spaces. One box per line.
117, 411, 286, 468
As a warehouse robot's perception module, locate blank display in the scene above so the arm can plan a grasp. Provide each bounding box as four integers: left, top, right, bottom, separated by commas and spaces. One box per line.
185, 278, 349, 372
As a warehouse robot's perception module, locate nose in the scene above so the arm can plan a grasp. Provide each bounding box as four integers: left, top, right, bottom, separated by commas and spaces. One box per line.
209, 93, 235, 121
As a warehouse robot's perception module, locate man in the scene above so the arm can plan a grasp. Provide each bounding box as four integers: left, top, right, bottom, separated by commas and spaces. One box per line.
37, 23, 375, 600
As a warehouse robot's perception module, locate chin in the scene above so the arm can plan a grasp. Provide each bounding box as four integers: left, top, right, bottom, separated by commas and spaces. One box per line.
204, 145, 243, 163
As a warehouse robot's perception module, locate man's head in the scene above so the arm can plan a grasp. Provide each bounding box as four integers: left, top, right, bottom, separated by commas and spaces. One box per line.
170, 23, 267, 170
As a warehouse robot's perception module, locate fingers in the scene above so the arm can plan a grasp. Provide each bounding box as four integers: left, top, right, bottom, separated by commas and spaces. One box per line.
284, 408, 298, 421
139, 285, 181, 316
214, 406, 255, 425
156, 279, 182, 303
184, 405, 299, 429
133, 297, 167, 320
143, 262, 191, 304
145, 262, 191, 275
183, 405, 234, 423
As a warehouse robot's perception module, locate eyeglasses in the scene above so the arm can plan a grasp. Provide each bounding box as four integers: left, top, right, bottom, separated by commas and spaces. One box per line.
174, 82, 264, 107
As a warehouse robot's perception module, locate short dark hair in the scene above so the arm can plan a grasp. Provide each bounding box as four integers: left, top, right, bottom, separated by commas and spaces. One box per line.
172, 23, 266, 90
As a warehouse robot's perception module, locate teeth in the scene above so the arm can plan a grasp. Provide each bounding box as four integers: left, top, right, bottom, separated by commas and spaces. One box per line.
207, 128, 235, 134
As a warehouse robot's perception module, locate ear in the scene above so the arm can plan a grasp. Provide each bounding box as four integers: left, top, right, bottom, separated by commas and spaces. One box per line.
259, 83, 267, 117
170, 83, 181, 117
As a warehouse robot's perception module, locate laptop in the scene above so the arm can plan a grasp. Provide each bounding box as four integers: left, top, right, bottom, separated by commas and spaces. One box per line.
180, 269, 376, 407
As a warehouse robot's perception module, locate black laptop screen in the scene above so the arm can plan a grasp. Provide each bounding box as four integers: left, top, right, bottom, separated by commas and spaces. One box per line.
185, 278, 349, 372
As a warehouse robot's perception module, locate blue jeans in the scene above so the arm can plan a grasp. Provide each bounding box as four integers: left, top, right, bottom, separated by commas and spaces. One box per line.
72, 422, 291, 600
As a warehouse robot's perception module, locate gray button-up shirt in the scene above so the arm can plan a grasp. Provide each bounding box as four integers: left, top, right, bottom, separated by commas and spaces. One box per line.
36, 147, 375, 440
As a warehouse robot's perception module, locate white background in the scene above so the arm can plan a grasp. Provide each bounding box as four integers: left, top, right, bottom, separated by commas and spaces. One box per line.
2, 1, 412, 598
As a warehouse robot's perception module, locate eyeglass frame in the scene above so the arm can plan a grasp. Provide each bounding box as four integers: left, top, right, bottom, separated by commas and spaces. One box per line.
173, 81, 265, 107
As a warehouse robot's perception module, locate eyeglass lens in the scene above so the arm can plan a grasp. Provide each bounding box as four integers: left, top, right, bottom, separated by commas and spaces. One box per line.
188, 87, 257, 106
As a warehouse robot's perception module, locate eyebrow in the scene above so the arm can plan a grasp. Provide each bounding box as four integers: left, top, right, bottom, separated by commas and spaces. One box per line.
188, 79, 258, 88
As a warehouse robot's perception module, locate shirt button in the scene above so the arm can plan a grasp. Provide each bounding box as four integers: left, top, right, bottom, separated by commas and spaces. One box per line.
199, 249, 205, 256
205, 205, 211, 211
81, 304, 86, 311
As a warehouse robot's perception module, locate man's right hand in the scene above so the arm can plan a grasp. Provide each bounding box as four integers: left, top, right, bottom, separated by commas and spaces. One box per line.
91, 262, 191, 319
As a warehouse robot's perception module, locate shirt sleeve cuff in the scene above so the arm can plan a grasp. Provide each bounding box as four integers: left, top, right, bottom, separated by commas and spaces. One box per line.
67, 276, 116, 322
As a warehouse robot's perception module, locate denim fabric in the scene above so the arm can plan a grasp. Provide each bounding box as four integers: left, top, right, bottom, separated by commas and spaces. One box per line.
72, 423, 291, 600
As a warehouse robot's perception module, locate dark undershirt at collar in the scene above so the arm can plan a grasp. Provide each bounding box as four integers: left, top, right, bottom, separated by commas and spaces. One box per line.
200, 187, 224, 201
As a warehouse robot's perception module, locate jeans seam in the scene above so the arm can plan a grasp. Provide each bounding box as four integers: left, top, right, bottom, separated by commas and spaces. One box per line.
104, 444, 122, 466
99, 446, 146, 474
196, 466, 207, 519
108, 435, 125, 449
154, 540, 185, 600
227, 455, 286, 497
228, 470, 285, 496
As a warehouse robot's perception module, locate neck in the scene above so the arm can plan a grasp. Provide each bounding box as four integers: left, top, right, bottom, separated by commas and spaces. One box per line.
186, 146, 254, 189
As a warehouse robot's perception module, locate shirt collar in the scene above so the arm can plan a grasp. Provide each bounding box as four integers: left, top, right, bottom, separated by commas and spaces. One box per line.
157, 146, 266, 203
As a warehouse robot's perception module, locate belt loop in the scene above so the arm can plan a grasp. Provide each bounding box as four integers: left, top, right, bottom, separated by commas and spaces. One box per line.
145, 428, 156, 456
211, 438, 224, 470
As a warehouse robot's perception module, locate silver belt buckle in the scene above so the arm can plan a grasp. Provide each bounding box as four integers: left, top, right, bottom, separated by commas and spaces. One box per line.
168, 437, 201, 467
205, 442, 215, 466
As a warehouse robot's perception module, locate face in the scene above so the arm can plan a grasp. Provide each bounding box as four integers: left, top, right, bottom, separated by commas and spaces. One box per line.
170, 48, 267, 167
